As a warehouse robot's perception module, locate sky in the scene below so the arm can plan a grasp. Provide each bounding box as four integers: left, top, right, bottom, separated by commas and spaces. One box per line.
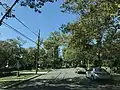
0, 0, 78, 48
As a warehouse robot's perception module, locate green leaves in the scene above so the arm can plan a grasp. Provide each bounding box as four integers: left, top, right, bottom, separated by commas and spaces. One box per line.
60, 0, 120, 67
20, 0, 57, 13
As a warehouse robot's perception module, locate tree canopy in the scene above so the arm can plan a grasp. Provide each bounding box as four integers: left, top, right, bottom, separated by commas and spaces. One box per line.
60, 0, 120, 67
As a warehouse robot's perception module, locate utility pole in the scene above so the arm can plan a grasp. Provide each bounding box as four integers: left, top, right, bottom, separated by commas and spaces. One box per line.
53, 47, 55, 68
17, 45, 22, 77
36, 30, 40, 74
0, 0, 19, 25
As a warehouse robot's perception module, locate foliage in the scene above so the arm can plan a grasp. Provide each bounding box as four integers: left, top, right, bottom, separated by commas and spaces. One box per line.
20, 0, 57, 13
60, 0, 120, 68
0, 0, 57, 14
0, 37, 27, 68
43, 31, 65, 68
0, 0, 120, 70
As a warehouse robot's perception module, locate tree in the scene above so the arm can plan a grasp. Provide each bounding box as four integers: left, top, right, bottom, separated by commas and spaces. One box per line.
0, 41, 10, 67
43, 31, 65, 68
0, 39, 19, 67
60, 21, 97, 67
0, 37, 27, 69
24, 47, 36, 69
0, 0, 57, 16
60, 0, 120, 68
38, 48, 48, 69
20, 0, 57, 13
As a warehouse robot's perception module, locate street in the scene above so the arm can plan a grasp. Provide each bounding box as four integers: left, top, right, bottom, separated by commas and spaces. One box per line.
9, 68, 120, 90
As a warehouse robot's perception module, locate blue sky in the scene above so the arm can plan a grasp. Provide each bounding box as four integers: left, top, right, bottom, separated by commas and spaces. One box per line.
0, 0, 78, 48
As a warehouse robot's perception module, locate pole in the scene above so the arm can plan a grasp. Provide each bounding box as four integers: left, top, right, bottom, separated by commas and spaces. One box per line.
0, 0, 19, 25
17, 58, 20, 76
36, 30, 40, 74
17, 45, 21, 77
52, 47, 54, 68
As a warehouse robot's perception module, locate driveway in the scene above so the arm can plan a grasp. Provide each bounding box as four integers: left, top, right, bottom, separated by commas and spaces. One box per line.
9, 68, 120, 90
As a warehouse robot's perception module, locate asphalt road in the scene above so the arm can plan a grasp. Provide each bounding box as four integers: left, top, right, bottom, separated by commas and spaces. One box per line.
9, 68, 120, 90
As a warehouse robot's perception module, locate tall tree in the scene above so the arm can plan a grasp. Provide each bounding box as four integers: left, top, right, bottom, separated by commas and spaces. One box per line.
60, 0, 120, 67
44, 31, 64, 68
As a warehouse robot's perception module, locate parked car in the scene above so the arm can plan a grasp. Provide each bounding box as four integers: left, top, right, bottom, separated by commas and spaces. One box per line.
75, 67, 86, 74
86, 67, 112, 80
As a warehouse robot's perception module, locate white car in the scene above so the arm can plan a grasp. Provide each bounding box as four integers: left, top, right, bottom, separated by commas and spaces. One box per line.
86, 67, 112, 80
75, 67, 86, 74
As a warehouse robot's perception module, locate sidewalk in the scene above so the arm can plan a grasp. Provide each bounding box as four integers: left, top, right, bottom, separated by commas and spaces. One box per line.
20, 71, 48, 74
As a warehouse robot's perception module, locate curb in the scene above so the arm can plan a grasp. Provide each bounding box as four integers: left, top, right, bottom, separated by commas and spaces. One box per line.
2, 71, 49, 89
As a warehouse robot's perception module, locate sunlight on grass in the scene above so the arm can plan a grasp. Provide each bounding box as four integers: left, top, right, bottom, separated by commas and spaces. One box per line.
0, 74, 34, 81
0, 74, 35, 87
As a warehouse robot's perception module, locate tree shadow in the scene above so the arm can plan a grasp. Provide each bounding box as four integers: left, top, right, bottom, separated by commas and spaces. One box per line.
9, 76, 120, 90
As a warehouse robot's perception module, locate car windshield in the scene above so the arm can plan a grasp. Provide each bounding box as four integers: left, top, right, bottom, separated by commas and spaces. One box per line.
95, 68, 107, 73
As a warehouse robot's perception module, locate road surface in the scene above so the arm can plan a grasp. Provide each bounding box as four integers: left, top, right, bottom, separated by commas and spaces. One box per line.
9, 68, 120, 90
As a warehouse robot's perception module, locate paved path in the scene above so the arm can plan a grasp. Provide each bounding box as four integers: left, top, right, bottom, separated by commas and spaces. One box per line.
20, 71, 48, 74
8, 68, 120, 90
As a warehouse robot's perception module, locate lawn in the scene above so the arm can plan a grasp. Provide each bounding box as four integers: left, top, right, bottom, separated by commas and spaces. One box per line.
0, 74, 35, 88
0, 69, 49, 88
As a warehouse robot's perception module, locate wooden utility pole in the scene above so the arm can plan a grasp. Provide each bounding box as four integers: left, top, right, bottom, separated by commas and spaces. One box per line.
53, 47, 55, 68
0, 0, 19, 25
17, 45, 22, 77
36, 30, 40, 74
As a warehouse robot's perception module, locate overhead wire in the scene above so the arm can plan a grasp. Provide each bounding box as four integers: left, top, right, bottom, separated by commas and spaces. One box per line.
3, 22, 36, 44
0, 1, 38, 37
0, 3, 6, 10
0, 2, 42, 47
13, 15, 38, 36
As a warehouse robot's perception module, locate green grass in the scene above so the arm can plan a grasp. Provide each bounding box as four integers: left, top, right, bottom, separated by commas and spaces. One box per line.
0, 69, 49, 87
0, 74, 34, 81
0, 81, 19, 87
0, 74, 35, 87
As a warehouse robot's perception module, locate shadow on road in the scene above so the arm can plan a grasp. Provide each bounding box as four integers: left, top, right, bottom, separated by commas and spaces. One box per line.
10, 76, 120, 90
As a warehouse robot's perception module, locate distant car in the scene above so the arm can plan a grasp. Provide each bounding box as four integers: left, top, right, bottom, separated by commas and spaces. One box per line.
86, 67, 112, 80
62, 65, 66, 68
75, 67, 86, 74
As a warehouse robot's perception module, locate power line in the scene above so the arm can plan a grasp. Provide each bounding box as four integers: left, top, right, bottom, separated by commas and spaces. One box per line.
0, 2, 38, 37
3, 22, 36, 44
13, 15, 38, 36
0, 3, 7, 10
0, 0, 19, 25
